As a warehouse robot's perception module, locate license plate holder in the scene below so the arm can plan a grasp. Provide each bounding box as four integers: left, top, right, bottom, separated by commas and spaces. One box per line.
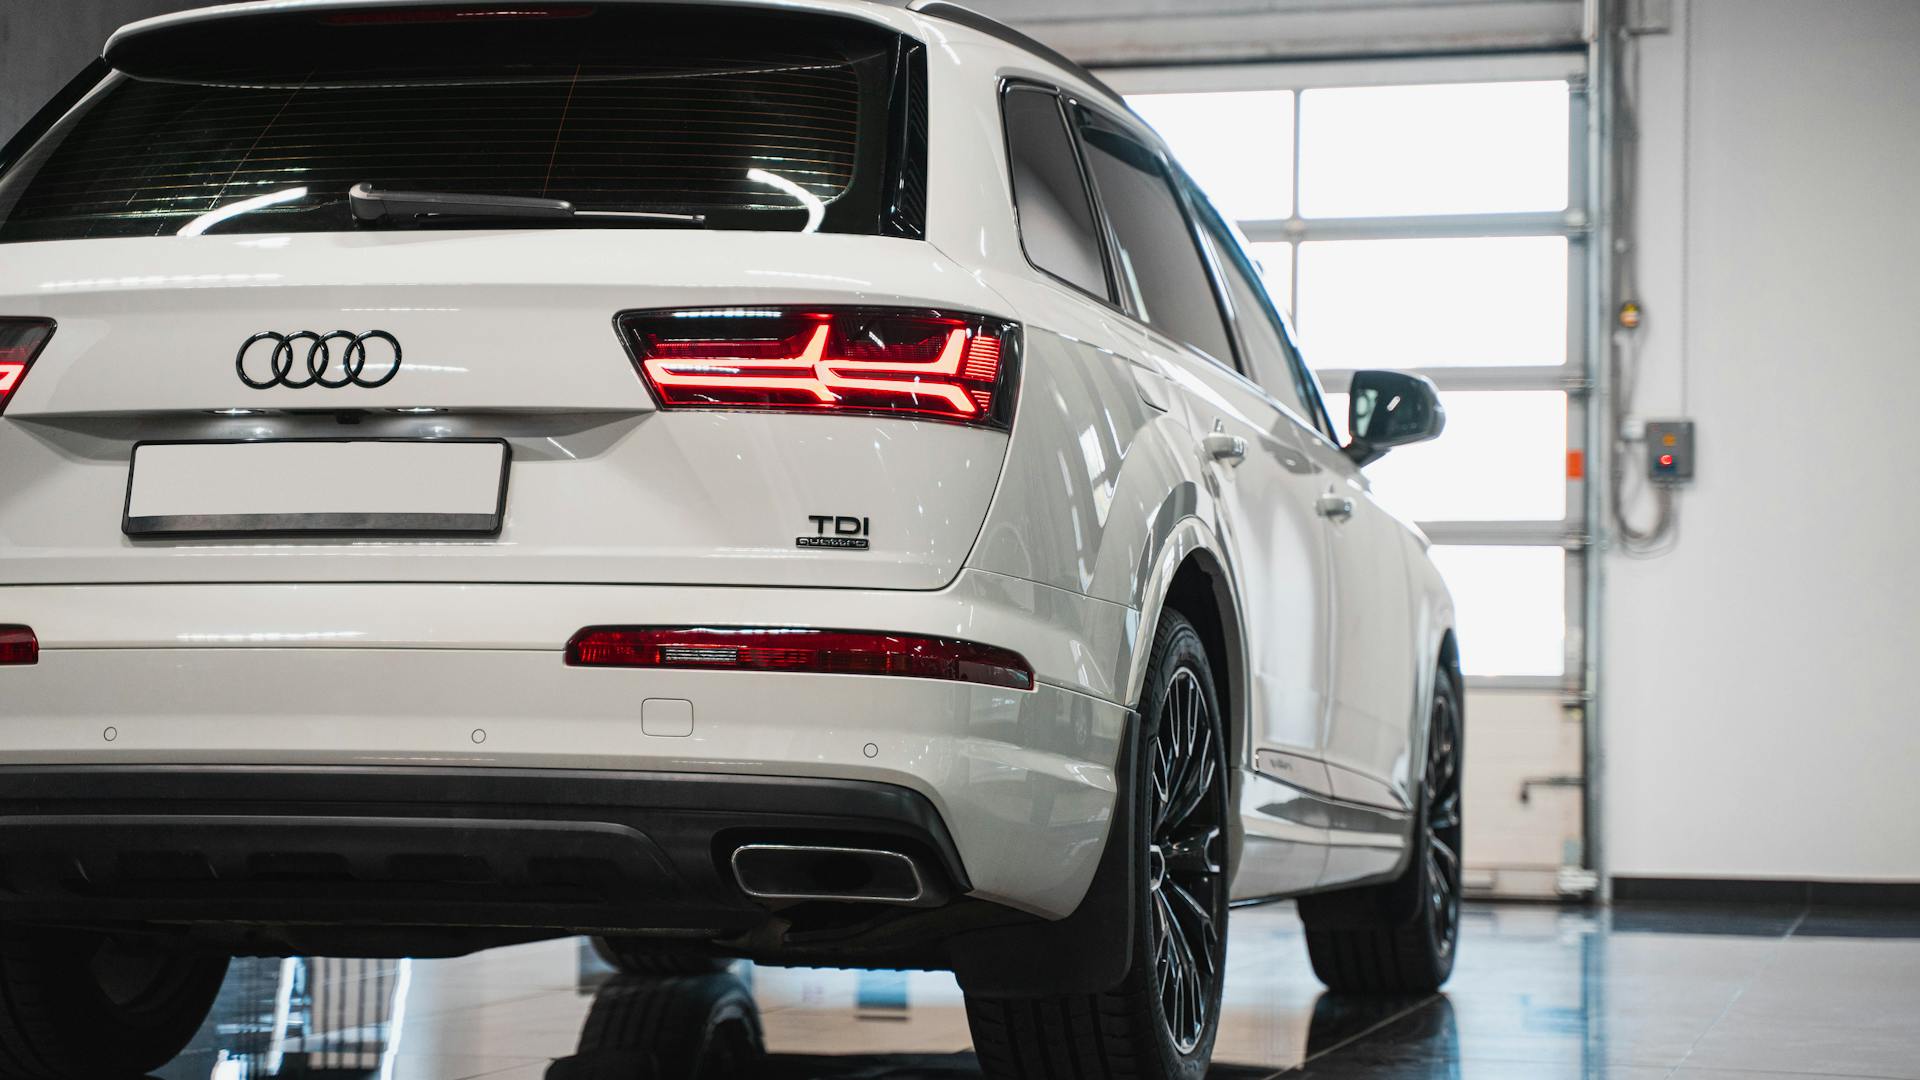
123, 439, 511, 538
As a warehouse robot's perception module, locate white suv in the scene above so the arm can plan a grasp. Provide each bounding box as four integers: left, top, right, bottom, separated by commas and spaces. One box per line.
0, 2, 1461, 1077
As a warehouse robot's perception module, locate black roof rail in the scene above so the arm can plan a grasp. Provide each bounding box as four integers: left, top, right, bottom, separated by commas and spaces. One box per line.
907, 1, 1133, 113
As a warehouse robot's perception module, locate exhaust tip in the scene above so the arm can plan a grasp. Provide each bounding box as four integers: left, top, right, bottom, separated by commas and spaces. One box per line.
730, 844, 932, 906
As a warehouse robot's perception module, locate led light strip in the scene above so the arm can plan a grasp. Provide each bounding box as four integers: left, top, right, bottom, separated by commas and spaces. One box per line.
642, 323, 981, 416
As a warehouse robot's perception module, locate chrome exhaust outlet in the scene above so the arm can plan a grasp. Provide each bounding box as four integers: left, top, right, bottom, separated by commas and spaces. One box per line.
730, 844, 938, 906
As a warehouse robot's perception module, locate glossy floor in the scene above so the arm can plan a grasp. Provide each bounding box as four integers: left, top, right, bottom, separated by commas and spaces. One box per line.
153, 901, 1920, 1080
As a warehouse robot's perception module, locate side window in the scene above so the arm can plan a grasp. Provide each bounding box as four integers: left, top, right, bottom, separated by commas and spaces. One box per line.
1074, 117, 1236, 366
1185, 182, 1331, 433
1002, 86, 1109, 299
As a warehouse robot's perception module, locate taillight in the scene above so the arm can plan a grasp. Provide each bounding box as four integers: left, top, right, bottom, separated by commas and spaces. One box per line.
0, 319, 55, 417
619, 308, 1019, 428
0, 627, 37, 666
567, 627, 1033, 691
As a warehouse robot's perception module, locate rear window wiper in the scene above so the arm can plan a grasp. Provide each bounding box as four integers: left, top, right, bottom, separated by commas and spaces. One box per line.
349, 183, 706, 228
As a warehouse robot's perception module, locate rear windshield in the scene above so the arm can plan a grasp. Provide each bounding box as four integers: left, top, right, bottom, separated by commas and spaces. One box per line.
0, 5, 927, 244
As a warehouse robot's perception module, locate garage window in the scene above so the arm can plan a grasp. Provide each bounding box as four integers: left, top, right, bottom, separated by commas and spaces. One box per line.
1122, 69, 1585, 683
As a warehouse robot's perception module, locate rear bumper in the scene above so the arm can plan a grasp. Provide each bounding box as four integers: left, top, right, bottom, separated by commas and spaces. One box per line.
0, 764, 966, 935
0, 576, 1137, 919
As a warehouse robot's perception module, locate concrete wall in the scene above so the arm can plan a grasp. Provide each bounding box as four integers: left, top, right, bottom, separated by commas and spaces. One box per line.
1602, 0, 1920, 883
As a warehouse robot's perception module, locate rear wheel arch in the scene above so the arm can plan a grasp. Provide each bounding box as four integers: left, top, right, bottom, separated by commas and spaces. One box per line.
1131, 522, 1247, 775
1158, 552, 1244, 776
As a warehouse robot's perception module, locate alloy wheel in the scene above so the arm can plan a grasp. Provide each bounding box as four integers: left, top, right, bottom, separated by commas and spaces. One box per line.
1147, 665, 1228, 1055
1424, 685, 1464, 960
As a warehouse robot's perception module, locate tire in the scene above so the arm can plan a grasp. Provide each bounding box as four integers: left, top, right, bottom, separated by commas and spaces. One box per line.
0, 928, 228, 1079
1299, 663, 1463, 994
965, 608, 1231, 1080
591, 937, 734, 977
548, 972, 764, 1080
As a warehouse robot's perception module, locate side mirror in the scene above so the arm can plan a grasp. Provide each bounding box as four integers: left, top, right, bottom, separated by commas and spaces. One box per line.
1344, 370, 1445, 468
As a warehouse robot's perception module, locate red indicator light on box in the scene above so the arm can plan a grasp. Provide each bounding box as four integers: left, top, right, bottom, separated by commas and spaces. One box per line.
1659, 454, 1675, 469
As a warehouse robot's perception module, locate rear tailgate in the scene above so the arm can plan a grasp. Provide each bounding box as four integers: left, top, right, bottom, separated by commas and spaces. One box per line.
0, 231, 1013, 588
0, 1, 1021, 591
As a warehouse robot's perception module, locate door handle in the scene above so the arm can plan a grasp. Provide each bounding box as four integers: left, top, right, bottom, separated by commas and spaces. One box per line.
1203, 431, 1246, 466
1316, 493, 1355, 522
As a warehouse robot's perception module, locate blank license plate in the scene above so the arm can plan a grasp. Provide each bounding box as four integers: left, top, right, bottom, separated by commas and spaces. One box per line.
124, 440, 510, 537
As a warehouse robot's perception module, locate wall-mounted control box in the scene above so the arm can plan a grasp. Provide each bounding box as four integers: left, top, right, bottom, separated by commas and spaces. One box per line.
1646, 420, 1695, 482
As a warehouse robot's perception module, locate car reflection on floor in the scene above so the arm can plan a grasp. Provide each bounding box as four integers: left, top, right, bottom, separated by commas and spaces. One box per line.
149, 901, 1920, 1080
151, 907, 1426, 1080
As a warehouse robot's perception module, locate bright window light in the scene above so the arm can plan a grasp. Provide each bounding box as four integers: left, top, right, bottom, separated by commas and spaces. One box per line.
1427, 546, 1566, 677
1296, 236, 1568, 369
1127, 90, 1294, 221
1299, 81, 1570, 218
1326, 390, 1568, 521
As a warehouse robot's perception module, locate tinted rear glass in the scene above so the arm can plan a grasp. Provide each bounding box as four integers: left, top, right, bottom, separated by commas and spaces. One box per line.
0, 5, 925, 244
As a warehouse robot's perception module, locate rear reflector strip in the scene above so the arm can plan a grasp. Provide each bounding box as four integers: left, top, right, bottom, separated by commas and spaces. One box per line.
0, 627, 37, 666
566, 627, 1033, 691
0, 319, 55, 417
619, 308, 1019, 428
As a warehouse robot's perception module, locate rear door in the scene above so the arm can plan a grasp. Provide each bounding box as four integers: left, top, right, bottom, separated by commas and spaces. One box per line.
1070, 108, 1333, 897
1295, 423, 1424, 811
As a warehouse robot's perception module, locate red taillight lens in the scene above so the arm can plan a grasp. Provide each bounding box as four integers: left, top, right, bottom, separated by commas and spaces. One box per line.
567, 627, 1033, 691
0, 319, 55, 417
620, 308, 1019, 428
0, 627, 37, 666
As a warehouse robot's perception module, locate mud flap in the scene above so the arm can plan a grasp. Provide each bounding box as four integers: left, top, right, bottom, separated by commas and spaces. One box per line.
944, 711, 1140, 997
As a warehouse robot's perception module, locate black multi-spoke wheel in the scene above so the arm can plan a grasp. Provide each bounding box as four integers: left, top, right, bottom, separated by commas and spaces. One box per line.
967, 608, 1229, 1080
1300, 660, 1464, 995
1423, 675, 1464, 966
1148, 666, 1228, 1055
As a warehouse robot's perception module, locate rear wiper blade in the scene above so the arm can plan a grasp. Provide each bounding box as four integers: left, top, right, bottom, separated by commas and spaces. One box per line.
349, 183, 706, 227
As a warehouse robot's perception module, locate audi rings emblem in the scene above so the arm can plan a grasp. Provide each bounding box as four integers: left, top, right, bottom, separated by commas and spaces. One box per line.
236, 330, 402, 390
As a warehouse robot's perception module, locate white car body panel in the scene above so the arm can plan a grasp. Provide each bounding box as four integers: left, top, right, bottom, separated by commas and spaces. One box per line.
0, 0, 1457, 931
0, 233, 1013, 589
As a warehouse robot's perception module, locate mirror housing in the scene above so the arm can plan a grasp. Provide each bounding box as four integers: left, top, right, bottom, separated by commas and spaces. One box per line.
1344, 370, 1445, 468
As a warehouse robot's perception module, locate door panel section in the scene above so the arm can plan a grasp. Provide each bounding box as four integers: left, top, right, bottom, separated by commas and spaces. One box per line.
1299, 438, 1422, 809
1143, 330, 1334, 790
